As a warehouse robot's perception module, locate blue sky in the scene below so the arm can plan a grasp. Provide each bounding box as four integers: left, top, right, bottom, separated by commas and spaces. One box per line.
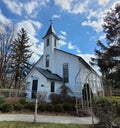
0, 0, 119, 67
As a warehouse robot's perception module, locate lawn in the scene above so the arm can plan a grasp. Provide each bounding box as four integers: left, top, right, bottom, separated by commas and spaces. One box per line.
0, 121, 90, 128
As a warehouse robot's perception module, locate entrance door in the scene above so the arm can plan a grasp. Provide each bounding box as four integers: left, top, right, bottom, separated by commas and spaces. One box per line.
32, 80, 38, 99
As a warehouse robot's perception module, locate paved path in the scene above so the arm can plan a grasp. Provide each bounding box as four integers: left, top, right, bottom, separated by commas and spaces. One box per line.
0, 114, 98, 124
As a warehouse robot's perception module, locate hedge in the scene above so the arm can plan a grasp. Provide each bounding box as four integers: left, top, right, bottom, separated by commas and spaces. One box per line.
93, 96, 120, 128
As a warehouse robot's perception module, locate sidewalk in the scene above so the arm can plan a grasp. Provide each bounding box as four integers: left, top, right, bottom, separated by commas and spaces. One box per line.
0, 114, 98, 124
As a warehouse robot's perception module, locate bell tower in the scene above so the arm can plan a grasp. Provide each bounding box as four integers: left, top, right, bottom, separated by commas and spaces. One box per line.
42, 23, 59, 73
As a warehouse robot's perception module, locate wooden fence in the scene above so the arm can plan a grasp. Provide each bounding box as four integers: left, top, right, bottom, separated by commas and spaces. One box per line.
0, 89, 25, 97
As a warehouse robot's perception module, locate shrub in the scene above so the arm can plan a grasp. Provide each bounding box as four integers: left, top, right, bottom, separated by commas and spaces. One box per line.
93, 97, 119, 128
63, 103, 72, 111
24, 102, 35, 111
1, 103, 13, 112
14, 103, 23, 111
117, 104, 120, 116
47, 104, 54, 112
54, 104, 64, 112
38, 103, 46, 111
50, 94, 63, 104
0, 96, 5, 104
50, 93, 76, 105
19, 98, 26, 105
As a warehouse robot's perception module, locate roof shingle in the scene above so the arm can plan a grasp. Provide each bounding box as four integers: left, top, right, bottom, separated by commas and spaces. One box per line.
35, 67, 63, 81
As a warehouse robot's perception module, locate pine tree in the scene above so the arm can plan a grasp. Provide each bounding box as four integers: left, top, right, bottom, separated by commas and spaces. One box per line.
91, 3, 120, 89
11, 28, 33, 88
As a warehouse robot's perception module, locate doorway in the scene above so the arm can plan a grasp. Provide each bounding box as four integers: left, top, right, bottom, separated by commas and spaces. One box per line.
32, 80, 38, 99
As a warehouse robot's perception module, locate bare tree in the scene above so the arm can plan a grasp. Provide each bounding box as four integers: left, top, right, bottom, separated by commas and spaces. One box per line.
0, 25, 14, 88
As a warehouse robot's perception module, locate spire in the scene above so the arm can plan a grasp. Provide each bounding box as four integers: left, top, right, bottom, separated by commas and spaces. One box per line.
43, 23, 59, 39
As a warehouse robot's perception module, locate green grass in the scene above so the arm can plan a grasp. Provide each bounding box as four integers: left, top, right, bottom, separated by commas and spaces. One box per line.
0, 121, 90, 128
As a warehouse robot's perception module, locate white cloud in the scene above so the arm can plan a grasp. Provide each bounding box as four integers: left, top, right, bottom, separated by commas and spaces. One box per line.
55, 0, 89, 14
28, 20, 42, 30
2, 0, 23, 15
82, 7, 109, 32
71, 0, 89, 14
58, 40, 67, 47
59, 30, 81, 53
0, 9, 11, 25
59, 31, 66, 40
30, 42, 44, 63
98, 0, 110, 6
67, 42, 81, 53
58, 30, 67, 46
60, 31, 66, 36
59, 35, 66, 40
3, 0, 50, 16
54, 0, 119, 33
68, 42, 75, 50
52, 14, 61, 19
99, 35, 106, 40
24, 1, 38, 15
55, 0, 72, 12
24, 0, 50, 15
82, 18, 104, 32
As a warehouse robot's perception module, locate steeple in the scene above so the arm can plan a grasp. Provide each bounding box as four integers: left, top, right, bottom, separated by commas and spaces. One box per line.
43, 23, 59, 40
43, 23, 59, 73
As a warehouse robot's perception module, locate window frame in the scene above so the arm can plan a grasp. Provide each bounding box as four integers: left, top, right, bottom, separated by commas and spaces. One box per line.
46, 38, 49, 47
51, 82, 55, 92
46, 54, 49, 68
63, 63, 69, 83
54, 38, 56, 47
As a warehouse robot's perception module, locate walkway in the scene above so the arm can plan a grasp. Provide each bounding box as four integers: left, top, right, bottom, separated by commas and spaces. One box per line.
0, 114, 98, 124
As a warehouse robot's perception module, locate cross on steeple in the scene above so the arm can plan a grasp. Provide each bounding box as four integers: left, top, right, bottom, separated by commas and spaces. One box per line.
49, 19, 53, 24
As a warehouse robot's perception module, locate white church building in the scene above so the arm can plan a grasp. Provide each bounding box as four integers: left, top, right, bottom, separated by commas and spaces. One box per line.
25, 23, 103, 102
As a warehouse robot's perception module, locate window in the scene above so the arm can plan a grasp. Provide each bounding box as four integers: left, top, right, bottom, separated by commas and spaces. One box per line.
54, 38, 56, 47
51, 82, 55, 92
46, 55, 49, 67
46, 38, 49, 47
26, 82, 30, 90
63, 63, 69, 82
41, 84, 44, 87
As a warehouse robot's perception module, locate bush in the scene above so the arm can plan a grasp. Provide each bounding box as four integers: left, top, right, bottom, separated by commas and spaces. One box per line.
19, 98, 26, 105
50, 93, 76, 104
38, 103, 46, 111
54, 104, 64, 112
63, 103, 72, 111
0, 96, 5, 104
14, 103, 23, 111
47, 104, 54, 112
1, 103, 13, 112
93, 97, 120, 128
24, 102, 35, 111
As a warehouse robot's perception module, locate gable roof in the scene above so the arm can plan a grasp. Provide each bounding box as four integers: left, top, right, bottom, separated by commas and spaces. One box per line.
35, 67, 63, 81
42, 23, 59, 39
55, 48, 100, 78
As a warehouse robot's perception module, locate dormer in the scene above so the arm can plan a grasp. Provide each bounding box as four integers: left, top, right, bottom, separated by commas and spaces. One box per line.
43, 23, 59, 55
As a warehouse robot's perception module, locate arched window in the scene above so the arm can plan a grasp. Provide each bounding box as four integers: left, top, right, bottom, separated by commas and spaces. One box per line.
46, 55, 49, 67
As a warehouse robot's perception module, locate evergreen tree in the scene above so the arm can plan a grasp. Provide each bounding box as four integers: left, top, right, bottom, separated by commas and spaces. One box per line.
91, 3, 120, 88
11, 28, 32, 88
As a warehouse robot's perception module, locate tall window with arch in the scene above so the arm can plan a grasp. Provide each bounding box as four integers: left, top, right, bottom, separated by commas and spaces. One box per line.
46, 55, 49, 68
